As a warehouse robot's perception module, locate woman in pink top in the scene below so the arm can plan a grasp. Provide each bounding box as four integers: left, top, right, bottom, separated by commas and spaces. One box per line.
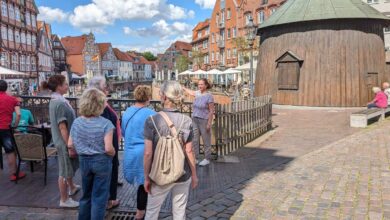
367, 87, 388, 109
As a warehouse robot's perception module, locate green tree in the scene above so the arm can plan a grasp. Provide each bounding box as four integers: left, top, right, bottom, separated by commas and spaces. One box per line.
142, 51, 157, 61
232, 36, 259, 65
176, 55, 190, 73
190, 49, 204, 69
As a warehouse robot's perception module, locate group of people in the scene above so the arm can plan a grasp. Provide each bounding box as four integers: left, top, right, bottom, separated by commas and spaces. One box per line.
367, 82, 390, 109
24, 74, 215, 220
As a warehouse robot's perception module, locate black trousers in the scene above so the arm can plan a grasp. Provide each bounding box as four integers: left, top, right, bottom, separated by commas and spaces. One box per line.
137, 185, 148, 210
109, 148, 119, 200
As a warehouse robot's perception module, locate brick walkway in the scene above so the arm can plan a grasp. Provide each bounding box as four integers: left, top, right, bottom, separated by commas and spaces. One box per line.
178, 118, 390, 220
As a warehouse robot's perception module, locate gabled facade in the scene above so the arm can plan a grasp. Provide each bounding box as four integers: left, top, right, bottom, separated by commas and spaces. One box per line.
113, 48, 133, 80
129, 53, 153, 81
158, 41, 192, 74
37, 21, 54, 83
0, 0, 39, 78
61, 33, 101, 78
97, 43, 118, 78
51, 34, 67, 73
191, 19, 210, 70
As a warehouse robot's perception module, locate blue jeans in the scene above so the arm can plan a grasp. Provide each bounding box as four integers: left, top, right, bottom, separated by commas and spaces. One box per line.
78, 154, 112, 220
367, 103, 378, 109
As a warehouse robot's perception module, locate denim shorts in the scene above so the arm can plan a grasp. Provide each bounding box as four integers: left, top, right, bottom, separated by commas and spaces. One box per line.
0, 129, 15, 153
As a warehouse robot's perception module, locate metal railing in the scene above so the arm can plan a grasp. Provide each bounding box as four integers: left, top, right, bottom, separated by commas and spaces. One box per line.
20, 95, 272, 158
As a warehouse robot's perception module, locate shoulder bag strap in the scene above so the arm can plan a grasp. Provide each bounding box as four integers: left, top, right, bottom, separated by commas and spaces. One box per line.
124, 107, 144, 133
149, 115, 161, 138
159, 111, 178, 137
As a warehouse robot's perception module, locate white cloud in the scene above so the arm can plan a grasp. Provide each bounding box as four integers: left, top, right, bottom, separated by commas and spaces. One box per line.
69, 0, 195, 32
123, 20, 192, 40
116, 37, 191, 55
37, 6, 68, 23
194, 0, 216, 9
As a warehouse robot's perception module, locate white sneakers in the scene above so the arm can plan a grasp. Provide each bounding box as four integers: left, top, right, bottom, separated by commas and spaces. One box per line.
68, 184, 81, 196
198, 159, 210, 166
60, 198, 79, 208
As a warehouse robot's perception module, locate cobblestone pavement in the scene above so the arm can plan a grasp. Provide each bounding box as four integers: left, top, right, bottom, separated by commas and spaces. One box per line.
174, 120, 390, 220
0, 108, 363, 219
0, 206, 77, 220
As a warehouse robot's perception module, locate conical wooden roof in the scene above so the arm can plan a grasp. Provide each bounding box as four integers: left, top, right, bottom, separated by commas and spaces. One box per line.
259, 0, 389, 30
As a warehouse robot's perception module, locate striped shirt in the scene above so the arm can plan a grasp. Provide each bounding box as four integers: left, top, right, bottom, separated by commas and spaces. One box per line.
70, 116, 115, 155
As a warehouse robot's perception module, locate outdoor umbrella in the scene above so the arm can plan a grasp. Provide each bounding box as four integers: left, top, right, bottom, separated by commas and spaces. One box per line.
191, 69, 207, 79
0, 66, 29, 79
222, 68, 242, 87
207, 69, 222, 84
178, 70, 191, 75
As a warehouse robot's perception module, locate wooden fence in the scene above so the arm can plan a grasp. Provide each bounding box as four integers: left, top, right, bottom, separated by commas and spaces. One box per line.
214, 96, 273, 156
19, 95, 272, 158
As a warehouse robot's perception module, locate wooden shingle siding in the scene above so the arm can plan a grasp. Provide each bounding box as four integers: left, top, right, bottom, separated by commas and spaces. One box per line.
255, 20, 388, 107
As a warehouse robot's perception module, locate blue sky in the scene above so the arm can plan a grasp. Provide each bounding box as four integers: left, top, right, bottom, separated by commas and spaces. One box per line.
35, 0, 215, 54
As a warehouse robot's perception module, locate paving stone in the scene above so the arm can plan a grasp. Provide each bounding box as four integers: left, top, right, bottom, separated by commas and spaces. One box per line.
188, 210, 203, 218
200, 198, 215, 206
216, 212, 231, 218
200, 210, 218, 218
226, 193, 243, 203
205, 203, 227, 213
188, 203, 203, 212
212, 193, 226, 200
214, 198, 236, 207
190, 217, 205, 220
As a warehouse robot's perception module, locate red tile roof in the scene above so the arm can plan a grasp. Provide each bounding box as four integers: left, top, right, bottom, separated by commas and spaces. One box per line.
113, 48, 134, 62
174, 41, 192, 51
97, 43, 112, 57
192, 19, 210, 31
61, 35, 88, 55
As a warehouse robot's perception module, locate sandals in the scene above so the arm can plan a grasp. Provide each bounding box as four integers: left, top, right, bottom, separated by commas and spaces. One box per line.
107, 200, 120, 210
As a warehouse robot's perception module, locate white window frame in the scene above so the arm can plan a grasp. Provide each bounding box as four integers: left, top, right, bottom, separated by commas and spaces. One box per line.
26, 33, 31, 45
31, 14, 36, 27
31, 56, 36, 71
26, 11, 30, 26
15, 7, 19, 21
1, 25, 7, 40
21, 32, 25, 44
8, 4, 14, 20
8, 28, 13, 42
14, 29, 20, 43
1, 1, 7, 17
258, 11, 264, 24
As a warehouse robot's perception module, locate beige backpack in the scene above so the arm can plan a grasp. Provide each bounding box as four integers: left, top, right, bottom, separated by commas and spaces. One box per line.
149, 112, 186, 186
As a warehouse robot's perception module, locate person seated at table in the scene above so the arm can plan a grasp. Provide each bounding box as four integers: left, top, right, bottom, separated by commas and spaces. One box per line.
12, 105, 34, 133
367, 87, 388, 109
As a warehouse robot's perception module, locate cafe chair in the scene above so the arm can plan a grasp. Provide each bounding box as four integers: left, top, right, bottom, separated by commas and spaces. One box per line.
11, 126, 57, 185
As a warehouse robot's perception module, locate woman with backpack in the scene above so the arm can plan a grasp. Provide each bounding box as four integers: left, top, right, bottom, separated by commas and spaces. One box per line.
143, 81, 199, 220
122, 85, 156, 220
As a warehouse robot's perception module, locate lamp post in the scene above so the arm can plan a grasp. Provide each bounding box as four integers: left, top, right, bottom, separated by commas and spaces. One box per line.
245, 17, 257, 98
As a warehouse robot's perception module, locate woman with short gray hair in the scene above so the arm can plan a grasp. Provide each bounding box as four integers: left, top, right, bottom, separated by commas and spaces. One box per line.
144, 81, 198, 219
87, 76, 121, 209
367, 86, 388, 109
